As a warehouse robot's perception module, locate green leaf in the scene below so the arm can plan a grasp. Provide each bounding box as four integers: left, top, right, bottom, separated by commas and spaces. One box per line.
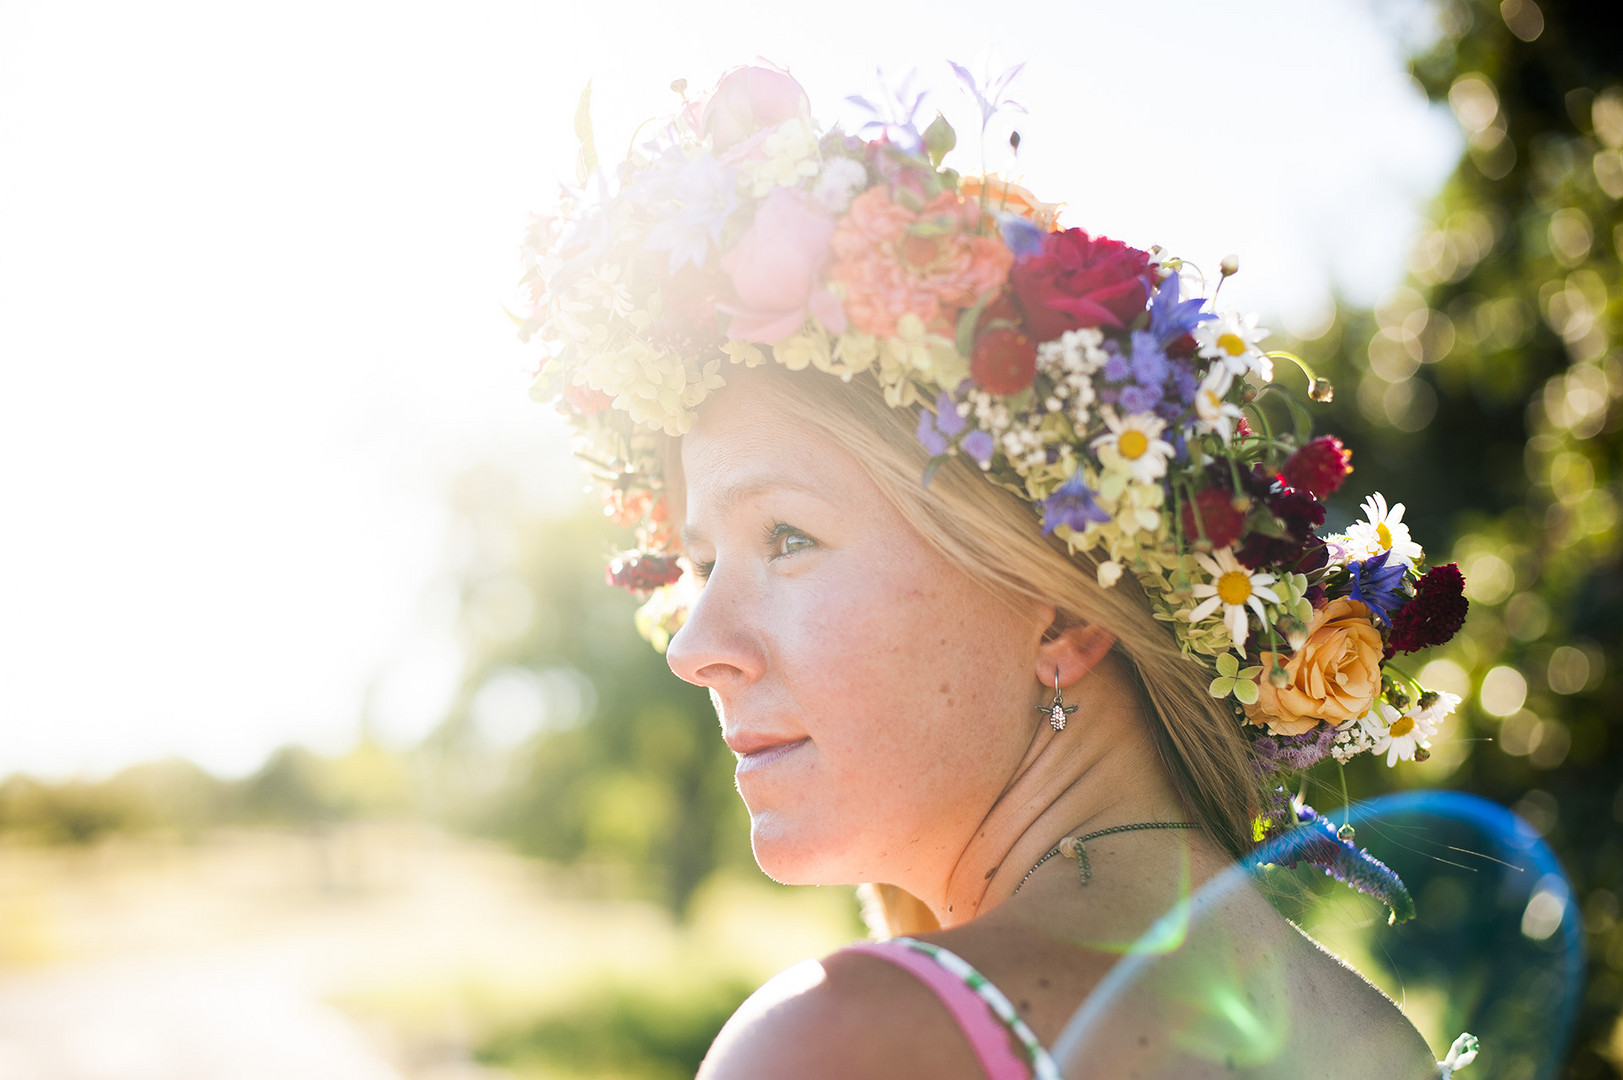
923, 111, 957, 169
574, 80, 598, 183
1231, 679, 1260, 705
1208, 676, 1232, 698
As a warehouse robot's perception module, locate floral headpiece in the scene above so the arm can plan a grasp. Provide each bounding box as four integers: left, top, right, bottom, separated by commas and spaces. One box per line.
517, 64, 1469, 917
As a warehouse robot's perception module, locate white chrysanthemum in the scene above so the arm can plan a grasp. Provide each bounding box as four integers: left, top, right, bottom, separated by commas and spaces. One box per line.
1192, 364, 1243, 442
1189, 546, 1281, 651
1092, 410, 1175, 483
1365, 700, 1438, 767
1343, 492, 1425, 567
1195, 310, 1271, 379
737, 117, 821, 197
810, 156, 869, 212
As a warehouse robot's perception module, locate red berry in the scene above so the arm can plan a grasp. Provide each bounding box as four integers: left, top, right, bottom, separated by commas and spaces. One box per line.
971, 326, 1038, 394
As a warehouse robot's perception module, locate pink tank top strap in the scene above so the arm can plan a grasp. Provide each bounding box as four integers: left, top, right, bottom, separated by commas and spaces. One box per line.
843, 939, 1039, 1080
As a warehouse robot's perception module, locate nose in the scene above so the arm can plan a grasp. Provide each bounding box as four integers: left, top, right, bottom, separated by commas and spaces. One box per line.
665, 569, 768, 690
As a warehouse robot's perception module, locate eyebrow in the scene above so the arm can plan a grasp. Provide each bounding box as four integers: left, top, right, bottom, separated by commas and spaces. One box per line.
678, 474, 830, 549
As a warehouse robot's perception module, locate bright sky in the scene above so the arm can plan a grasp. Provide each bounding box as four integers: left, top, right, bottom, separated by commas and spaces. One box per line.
0, 0, 1461, 779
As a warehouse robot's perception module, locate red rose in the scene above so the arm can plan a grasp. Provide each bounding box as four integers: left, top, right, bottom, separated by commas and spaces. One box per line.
1008, 228, 1153, 341
971, 326, 1038, 394
1281, 435, 1353, 499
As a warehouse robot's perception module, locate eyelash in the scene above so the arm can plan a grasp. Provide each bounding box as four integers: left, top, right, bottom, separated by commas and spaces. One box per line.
689, 522, 816, 582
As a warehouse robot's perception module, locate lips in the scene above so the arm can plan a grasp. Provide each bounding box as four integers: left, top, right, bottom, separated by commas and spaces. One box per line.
725, 732, 810, 774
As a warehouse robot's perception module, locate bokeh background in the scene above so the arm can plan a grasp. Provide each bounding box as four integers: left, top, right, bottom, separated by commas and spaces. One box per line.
1, 0, 1618, 1077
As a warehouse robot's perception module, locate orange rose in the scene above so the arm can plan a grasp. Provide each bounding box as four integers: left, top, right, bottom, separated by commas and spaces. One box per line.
1244, 598, 1383, 736
957, 176, 1063, 231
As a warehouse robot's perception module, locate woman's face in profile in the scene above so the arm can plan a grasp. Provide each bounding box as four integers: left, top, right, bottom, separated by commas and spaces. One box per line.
666, 379, 1051, 891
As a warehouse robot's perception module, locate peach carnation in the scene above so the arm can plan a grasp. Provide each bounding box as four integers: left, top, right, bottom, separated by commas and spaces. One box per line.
828, 188, 1013, 338
1244, 598, 1383, 736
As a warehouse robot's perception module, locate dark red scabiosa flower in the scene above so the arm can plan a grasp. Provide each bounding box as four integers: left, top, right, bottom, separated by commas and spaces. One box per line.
1008, 228, 1153, 341
1281, 435, 1353, 499
971, 326, 1038, 394
1181, 487, 1248, 549
606, 551, 684, 597
1235, 469, 1326, 570
1386, 563, 1468, 656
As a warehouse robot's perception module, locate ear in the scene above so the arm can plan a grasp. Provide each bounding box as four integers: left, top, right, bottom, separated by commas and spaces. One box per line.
1035, 622, 1116, 689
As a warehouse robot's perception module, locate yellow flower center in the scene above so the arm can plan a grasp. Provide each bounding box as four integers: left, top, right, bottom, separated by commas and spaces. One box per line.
1117, 430, 1150, 460
1218, 332, 1246, 356
1376, 522, 1393, 549
1216, 570, 1253, 606
1388, 715, 1415, 739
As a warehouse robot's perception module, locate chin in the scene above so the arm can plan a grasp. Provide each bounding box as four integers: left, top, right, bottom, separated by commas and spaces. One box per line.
748, 814, 862, 887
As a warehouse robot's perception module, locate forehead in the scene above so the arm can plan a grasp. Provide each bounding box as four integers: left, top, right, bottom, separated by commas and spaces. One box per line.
677, 380, 878, 522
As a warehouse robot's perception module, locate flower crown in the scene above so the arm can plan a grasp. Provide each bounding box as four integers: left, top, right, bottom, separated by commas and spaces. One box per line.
517, 64, 1469, 915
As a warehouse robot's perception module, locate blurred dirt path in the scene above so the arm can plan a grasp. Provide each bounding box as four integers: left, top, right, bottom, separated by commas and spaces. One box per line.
0, 952, 404, 1080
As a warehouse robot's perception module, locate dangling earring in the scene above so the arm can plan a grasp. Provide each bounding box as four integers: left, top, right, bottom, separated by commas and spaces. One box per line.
1037, 670, 1078, 731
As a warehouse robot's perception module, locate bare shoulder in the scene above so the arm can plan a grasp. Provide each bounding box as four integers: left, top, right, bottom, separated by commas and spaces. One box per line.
696, 947, 990, 1080
1065, 891, 1443, 1079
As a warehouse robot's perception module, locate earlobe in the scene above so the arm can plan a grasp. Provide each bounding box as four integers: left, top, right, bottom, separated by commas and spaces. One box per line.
1035, 623, 1117, 689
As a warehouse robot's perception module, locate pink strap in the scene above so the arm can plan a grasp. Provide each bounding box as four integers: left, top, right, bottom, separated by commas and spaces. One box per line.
844, 941, 1031, 1080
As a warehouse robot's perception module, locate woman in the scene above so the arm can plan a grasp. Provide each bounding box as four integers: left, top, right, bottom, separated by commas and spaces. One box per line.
519, 63, 1475, 1078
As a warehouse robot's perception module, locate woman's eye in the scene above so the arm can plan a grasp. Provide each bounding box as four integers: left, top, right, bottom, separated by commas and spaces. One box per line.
766, 523, 817, 560
689, 556, 716, 581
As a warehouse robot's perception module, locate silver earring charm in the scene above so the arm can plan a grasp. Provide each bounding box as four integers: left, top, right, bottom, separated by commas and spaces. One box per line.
1037, 671, 1077, 731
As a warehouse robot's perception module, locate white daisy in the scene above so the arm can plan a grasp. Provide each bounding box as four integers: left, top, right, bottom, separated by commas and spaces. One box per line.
1194, 309, 1271, 379
1092, 410, 1176, 484
1189, 546, 1281, 652
1367, 702, 1438, 767
1192, 364, 1243, 443
1343, 492, 1425, 567
1412, 689, 1462, 728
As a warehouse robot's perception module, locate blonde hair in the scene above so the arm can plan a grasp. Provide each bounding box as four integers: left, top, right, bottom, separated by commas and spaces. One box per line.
667, 364, 1259, 936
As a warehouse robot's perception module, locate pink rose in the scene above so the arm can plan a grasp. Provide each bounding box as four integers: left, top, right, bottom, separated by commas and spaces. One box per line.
1008, 228, 1153, 341
719, 187, 846, 343
696, 64, 810, 152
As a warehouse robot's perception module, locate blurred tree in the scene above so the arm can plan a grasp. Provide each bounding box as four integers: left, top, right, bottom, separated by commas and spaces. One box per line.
426, 462, 749, 918
1294, 0, 1621, 1073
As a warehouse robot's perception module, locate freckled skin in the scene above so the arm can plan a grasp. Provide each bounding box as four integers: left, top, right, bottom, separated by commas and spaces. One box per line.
666, 382, 1051, 903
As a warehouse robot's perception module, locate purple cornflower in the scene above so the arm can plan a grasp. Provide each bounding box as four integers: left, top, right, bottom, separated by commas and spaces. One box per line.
1041, 471, 1111, 535
1347, 550, 1408, 626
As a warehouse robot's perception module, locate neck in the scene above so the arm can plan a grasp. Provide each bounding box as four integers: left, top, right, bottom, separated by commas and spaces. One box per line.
932, 658, 1190, 927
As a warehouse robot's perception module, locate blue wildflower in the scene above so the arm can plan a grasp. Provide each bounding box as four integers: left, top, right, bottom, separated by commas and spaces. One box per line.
999, 216, 1046, 259
1146, 270, 1214, 347
962, 430, 994, 467
916, 389, 968, 456
1041, 472, 1111, 535
1347, 550, 1408, 626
